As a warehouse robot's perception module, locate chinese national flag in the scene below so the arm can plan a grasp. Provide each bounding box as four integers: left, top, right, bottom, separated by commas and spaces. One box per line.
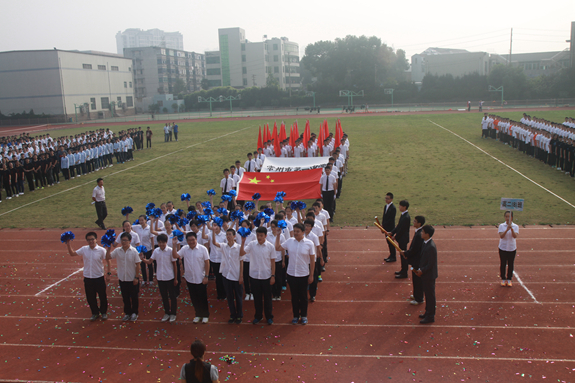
236, 168, 323, 201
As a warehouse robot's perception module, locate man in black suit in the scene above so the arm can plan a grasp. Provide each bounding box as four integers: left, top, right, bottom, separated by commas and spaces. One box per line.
390, 200, 411, 278
382, 192, 396, 262
400, 216, 425, 305
414, 225, 437, 324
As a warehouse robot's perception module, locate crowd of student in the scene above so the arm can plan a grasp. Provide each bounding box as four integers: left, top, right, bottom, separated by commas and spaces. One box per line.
65, 129, 351, 328
480, 114, 575, 178
0, 126, 153, 202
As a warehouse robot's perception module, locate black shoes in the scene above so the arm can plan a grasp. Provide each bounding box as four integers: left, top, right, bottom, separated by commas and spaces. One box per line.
384, 258, 396, 262
420, 317, 434, 324
395, 274, 408, 279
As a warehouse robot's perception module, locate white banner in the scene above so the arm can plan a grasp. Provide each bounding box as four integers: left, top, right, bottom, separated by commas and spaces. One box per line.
260, 157, 330, 172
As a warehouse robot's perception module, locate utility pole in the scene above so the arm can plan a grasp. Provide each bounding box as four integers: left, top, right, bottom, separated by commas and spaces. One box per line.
509, 28, 513, 66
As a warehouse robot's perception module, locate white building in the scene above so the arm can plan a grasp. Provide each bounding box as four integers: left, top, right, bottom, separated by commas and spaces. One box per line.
205, 27, 300, 91
0, 49, 135, 119
116, 29, 184, 55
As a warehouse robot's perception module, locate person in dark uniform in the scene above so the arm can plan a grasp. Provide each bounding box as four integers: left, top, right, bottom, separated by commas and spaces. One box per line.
179, 340, 219, 382
400, 216, 425, 305
382, 192, 397, 262
390, 200, 411, 278
23, 157, 35, 191
414, 225, 438, 324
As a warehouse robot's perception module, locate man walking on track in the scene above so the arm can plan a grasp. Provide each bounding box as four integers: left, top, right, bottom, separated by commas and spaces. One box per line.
92, 178, 107, 230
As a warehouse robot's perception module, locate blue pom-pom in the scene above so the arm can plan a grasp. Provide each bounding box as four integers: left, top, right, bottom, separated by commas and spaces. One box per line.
172, 229, 184, 241
100, 229, 116, 248
228, 190, 237, 197
244, 201, 255, 211
136, 245, 148, 254
179, 218, 189, 227
201, 201, 212, 208
203, 207, 214, 217
217, 208, 229, 216
168, 215, 179, 224
181, 193, 191, 201
276, 191, 286, 198
274, 196, 284, 203
133, 219, 139, 226
148, 208, 162, 218
264, 207, 275, 217
146, 202, 155, 210
252, 193, 261, 200
121, 206, 133, 216
230, 210, 244, 221
196, 215, 208, 225
60, 231, 75, 243
297, 201, 307, 210
175, 209, 184, 217
221, 194, 232, 202
213, 217, 223, 227
186, 211, 197, 220
238, 227, 252, 238
277, 220, 287, 229
207, 189, 216, 196
255, 212, 270, 226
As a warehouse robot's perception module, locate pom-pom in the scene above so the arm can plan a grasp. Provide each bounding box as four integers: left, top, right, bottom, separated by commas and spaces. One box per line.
121, 206, 133, 216
196, 215, 208, 225
230, 210, 244, 221
201, 201, 212, 208
136, 245, 147, 254
168, 215, 179, 224
274, 196, 284, 203
228, 190, 237, 197
172, 229, 184, 242
264, 207, 275, 217
180, 193, 191, 201
298, 201, 307, 210
213, 217, 223, 227
277, 220, 287, 229
207, 189, 216, 196
100, 229, 116, 248
244, 201, 255, 211
145, 202, 155, 211
175, 209, 184, 217
238, 227, 252, 238
276, 191, 286, 198
217, 208, 229, 216
186, 211, 197, 220
178, 218, 189, 227
221, 194, 232, 202
60, 231, 75, 243
255, 212, 270, 226
252, 193, 261, 200
133, 219, 139, 226
203, 207, 214, 217
149, 208, 162, 218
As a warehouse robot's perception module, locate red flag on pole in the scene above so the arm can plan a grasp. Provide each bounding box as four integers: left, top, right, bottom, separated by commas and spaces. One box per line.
257, 126, 263, 149
237, 169, 322, 200
272, 123, 280, 157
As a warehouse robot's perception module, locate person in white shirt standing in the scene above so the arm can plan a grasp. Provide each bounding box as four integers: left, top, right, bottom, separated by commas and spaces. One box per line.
106, 232, 141, 321
65, 231, 110, 321
92, 178, 107, 230
133, 215, 155, 285
498, 210, 519, 287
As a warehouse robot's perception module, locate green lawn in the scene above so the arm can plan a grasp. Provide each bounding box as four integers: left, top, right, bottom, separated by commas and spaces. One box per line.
1, 110, 574, 228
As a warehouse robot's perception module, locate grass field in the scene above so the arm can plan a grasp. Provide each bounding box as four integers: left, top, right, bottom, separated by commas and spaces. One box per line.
1, 109, 574, 228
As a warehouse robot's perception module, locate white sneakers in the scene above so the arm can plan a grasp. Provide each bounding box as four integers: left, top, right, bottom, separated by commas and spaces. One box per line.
202, 317, 209, 324
244, 293, 254, 300
122, 314, 130, 321
161, 314, 170, 322
130, 313, 138, 321
169, 315, 176, 323
193, 317, 201, 323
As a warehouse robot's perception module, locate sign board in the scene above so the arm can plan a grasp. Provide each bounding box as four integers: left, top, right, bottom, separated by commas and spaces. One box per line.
500, 198, 524, 211
260, 157, 330, 172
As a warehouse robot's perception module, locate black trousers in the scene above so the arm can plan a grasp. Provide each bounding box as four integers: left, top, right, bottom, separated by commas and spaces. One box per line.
398, 241, 409, 275
95, 201, 107, 225
412, 271, 423, 303
25, 173, 35, 191
499, 249, 516, 280
140, 250, 154, 282
308, 259, 322, 298
322, 190, 335, 220
147, 138, 152, 148
386, 238, 396, 260
421, 276, 436, 319
158, 279, 177, 315
84, 276, 107, 315
287, 274, 309, 318
210, 261, 226, 299
223, 277, 243, 318
242, 261, 251, 295
272, 261, 284, 298
119, 280, 139, 315
250, 277, 273, 320
187, 282, 209, 318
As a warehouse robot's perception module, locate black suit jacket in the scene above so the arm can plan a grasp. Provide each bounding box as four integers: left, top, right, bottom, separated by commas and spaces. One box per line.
404, 229, 423, 269
391, 212, 411, 248
382, 203, 396, 231
419, 238, 438, 280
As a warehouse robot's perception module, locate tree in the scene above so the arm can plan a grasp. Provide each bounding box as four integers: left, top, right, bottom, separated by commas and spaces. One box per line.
172, 103, 179, 113
162, 107, 168, 113
266, 73, 280, 89
488, 64, 529, 100
201, 78, 209, 90
148, 103, 160, 114
173, 78, 187, 95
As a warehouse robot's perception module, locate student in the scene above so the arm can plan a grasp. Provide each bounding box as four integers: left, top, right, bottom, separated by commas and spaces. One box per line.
414, 225, 438, 324
133, 215, 154, 285
266, 220, 286, 301
180, 340, 220, 382
202, 221, 226, 300
114, 220, 141, 248
212, 228, 245, 324
106, 232, 141, 321
240, 226, 276, 325
176, 231, 211, 324
146, 127, 153, 148
143, 234, 177, 322
400, 216, 425, 305
390, 200, 411, 279
235, 218, 255, 301
244, 153, 257, 173
65, 232, 110, 321
303, 219, 323, 302
382, 192, 397, 262
319, 166, 337, 222
498, 211, 519, 287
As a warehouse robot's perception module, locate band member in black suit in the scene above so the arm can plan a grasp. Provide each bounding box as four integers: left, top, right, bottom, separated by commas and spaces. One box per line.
382, 192, 397, 262
414, 225, 437, 324
400, 216, 425, 305
390, 200, 411, 278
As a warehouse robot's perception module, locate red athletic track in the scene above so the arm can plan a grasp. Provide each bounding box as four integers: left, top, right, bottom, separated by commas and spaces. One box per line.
0, 225, 573, 383
1, 106, 574, 134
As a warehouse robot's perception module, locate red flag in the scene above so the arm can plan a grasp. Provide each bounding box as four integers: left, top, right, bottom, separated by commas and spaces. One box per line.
257, 126, 263, 149
334, 120, 342, 149
294, 121, 299, 140
267, 124, 272, 144
303, 120, 310, 149
280, 122, 286, 142
272, 123, 280, 157
237, 169, 322, 201
318, 124, 324, 156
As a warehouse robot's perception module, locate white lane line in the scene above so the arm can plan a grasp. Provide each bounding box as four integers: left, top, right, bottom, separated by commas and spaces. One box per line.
0, 125, 253, 218
2, 343, 574, 363
0, 124, 48, 134
514, 270, 541, 304
428, 119, 575, 209
34, 268, 83, 296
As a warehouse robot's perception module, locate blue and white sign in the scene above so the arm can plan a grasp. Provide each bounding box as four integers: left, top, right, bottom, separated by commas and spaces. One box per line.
500, 198, 524, 211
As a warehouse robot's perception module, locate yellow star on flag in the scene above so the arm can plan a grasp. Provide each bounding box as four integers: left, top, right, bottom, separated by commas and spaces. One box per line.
249, 177, 261, 184
266, 175, 270, 179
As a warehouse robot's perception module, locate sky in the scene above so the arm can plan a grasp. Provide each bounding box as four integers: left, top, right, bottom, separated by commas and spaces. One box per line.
1, 0, 573, 61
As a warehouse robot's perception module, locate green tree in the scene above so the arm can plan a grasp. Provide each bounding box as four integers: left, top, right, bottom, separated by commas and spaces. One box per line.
148, 103, 160, 114
172, 103, 179, 113
266, 73, 280, 89
173, 78, 187, 95
162, 107, 168, 114
201, 78, 209, 90
487, 64, 529, 100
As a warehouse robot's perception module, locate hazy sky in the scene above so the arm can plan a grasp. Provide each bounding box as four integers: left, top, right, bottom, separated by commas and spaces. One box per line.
1, 0, 573, 60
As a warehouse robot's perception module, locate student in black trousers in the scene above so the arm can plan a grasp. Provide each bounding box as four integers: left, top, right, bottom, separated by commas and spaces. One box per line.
414, 225, 438, 324
382, 192, 397, 262
390, 200, 411, 278
400, 216, 425, 305
320, 166, 337, 222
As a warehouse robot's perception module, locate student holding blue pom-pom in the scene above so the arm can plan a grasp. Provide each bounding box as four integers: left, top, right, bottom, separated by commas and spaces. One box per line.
133, 215, 155, 286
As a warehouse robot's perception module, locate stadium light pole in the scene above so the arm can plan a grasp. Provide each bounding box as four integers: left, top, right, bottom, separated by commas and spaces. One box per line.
305, 91, 316, 108
219, 94, 241, 116
488, 85, 504, 106
198, 96, 221, 117
384, 88, 394, 107
339, 90, 364, 107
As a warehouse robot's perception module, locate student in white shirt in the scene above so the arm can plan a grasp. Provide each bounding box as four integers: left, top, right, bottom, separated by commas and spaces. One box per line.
133, 215, 155, 285
240, 226, 276, 325
65, 231, 111, 321
304, 218, 324, 302
498, 211, 519, 287
114, 220, 141, 248
202, 222, 227, 300
244, 153, 257, 173
176, 232, 210, 323
106, 232, 141, 321
213, 228, 245, 324
236, 218, 256, 300
266, 220, 286, 301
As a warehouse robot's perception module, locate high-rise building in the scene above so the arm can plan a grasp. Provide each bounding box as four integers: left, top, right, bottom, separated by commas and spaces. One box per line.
205, 27, 300, 91
116, 29, 184, 54
124, 47, 205, 111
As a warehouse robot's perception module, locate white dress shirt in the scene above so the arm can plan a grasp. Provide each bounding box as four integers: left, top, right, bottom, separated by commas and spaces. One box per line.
115, 231, 141, 247
498, 223, 519, 251
92, 185, 105, 202
244, 240, 275, 279
281, 238, 314, 277
179, 244, 210, 284
266, 233, 286, 262
218, 242, 245, 281
76, 245, 107, 278
132, 224, 153, 249
110, 246, 141, 281
150, 246, 176, 281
